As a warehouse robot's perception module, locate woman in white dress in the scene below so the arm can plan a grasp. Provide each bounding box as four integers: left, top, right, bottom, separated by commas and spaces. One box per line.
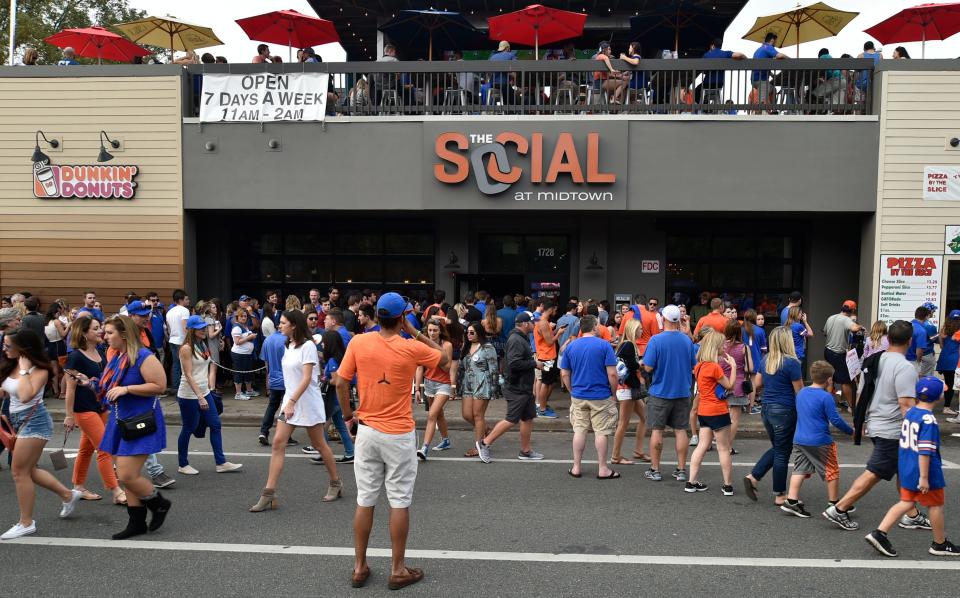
250, 309, 343, 511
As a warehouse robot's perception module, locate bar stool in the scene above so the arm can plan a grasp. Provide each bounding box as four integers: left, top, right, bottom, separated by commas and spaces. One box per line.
485, 87, 504, 113
379, 89, 402, 115
553, 85, 576, 113
701, 88, 722, 105
441, 89, 467, 114
584, 86, 608, 113
624, 87, 650, 109
777, 87, 799, 114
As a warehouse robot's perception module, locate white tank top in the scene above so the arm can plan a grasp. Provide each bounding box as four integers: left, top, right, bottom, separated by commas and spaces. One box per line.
2, 374, 45, 413
177, 346, 211, 399
45, 320, 63, 342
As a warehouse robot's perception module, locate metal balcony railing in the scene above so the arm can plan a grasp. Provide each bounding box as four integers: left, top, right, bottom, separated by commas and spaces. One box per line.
183, 58, 875, 118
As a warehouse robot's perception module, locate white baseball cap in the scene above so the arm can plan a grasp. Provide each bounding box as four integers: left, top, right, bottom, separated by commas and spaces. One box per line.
661, 305, 681, 323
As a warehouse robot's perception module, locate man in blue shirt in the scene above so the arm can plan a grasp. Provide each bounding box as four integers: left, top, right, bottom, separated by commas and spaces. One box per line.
701, 38, 745, 103
489, 40, 517, 105
908, 305, 934, 375
77, 290, 104, 322
57, 47, 80, 65
560, 315, 619, 479
324, 308, 353, 348
497, 295, 517, 344
258, 331, 297, 446
752, 32, 787, 108
556, 301, 581, 352
780, 291, 802, 326
642, 305, 697, 482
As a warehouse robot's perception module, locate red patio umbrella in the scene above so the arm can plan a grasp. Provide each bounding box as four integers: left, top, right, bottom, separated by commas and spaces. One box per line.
44, 26, 151, 64
236, 9, 340, 63
487, 4, 587, 59
864, 2, 960, 58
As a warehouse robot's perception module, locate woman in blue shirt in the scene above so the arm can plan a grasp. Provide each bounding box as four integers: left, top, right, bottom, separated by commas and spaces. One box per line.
785, 306, 814, 361
937, 312, 960, 416
743, 327, 803, 506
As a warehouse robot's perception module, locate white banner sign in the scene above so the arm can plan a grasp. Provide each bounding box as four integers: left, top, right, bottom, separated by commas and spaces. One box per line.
199, 73, 329, 122
877, 254, 942, 327
923, 166, 960, 201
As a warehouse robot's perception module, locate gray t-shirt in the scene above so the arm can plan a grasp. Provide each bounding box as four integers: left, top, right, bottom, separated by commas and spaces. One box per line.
823, 313, 854, 353
866, 351, 917, 439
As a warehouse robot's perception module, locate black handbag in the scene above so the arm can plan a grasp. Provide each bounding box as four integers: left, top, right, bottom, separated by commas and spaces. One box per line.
116, 396, 160, 441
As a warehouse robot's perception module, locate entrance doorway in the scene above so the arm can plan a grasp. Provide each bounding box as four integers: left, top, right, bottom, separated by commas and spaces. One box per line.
476, 234, 571, 303
454, 274, 524, 304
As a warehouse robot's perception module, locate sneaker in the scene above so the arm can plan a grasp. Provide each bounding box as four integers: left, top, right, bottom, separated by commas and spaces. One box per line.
838, 400, 850, 411
684, 481, 708, 493
721, 484, 734, 496
215, 462, 243, 473
310, 456, 324, 464
828, 500, 856, 514
644, 468, 662, 481
244, 390, 261, 398
518, 449, 544, 460
689, 435, 699, 447
780, 499, 812, 518
151, 472, 176, 489
1, 521, 36, 540
672, 468, 687, 482
59, 489, 83, 518
416, 446, 428, 461
899, 512, 933, 530
865, 530, 898, 557
749, 405, 762, 415
336, 454, 354, 463
177, 465, 199, 475
301, 445, 319, 454
942, 407, 958, 416
258, 434, 269, 446
286, 437, 299, 446
929, 539, 960, 556
233, 393, 250, 401
476, 440, 492, 464
947, 415, 960, 424
432, 437, 452, 451
822, 504, 860, 531
537, 407, 558, 419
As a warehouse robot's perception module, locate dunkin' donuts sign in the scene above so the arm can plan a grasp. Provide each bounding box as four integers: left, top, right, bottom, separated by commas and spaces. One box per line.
33, 159, 139, 200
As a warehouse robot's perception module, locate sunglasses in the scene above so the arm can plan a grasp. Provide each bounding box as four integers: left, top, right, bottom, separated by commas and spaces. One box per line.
648, 302, 658, 307
466, 330, 477, 335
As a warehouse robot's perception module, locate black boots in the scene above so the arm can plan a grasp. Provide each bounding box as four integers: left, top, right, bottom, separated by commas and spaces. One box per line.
112, 506, 148, 540
143, 492, 172, 532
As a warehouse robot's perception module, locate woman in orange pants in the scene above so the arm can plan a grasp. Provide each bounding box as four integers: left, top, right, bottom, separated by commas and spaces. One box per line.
62, 317, 125, 505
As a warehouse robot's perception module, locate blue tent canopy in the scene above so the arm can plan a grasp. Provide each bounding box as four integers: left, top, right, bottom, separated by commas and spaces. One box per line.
379, 9, 484, 60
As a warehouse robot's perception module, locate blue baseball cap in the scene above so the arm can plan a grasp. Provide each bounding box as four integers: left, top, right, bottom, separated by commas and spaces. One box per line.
922, 302, 938, 313
916, 376, 944, 403
125, 300, 151, 316
950, 309, 960, 320
185, 315, 208, 330
376, 292, 411, 318
239, 295, 251, 302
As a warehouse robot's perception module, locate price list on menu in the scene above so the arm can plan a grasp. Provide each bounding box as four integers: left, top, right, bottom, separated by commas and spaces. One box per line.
877, 255, 942, 326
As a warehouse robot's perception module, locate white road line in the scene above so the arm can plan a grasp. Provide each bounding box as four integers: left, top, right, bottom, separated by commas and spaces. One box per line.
38, 449, 960, 468
6, 536, 960, 571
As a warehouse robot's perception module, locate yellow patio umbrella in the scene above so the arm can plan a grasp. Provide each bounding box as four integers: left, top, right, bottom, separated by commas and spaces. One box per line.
115, 15, 223, 62
742, 2, 859, 58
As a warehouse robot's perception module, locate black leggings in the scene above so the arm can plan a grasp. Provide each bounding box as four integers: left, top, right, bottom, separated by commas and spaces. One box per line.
939, 369, 955, 409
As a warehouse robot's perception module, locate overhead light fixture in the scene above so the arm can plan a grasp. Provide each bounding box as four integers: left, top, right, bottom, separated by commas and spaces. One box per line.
97, 130, 120, 163
32, 130, 59, 163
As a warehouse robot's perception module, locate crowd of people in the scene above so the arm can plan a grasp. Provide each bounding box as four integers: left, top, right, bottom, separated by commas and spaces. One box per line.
1, 284, 959, 590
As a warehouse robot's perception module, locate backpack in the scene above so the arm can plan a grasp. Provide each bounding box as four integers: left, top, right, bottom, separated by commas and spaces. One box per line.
853, 350, 885, 445
615, 342, 631, 383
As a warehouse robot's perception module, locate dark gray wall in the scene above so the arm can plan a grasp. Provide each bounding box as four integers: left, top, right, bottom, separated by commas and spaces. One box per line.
803, 223, 863, 362
183, 119, 878, 212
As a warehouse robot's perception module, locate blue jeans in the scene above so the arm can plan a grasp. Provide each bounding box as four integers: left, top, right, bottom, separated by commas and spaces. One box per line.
177, 394, 225, 466
750, 403, 797, 495
325, 400, 354, 457
260, 389, 284, 436
169, 343, 182, 390
145, 453, 164, 477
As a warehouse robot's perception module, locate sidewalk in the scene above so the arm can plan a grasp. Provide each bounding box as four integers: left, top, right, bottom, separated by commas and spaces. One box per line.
41, 388, 847, 438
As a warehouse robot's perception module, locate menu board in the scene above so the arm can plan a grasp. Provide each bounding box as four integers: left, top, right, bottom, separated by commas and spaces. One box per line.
878, 255, 942, 326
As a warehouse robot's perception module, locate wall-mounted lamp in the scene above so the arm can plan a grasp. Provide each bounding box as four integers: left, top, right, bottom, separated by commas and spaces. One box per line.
97, 130, 121, 162
951, 137, 959, 148
32, 130, 59, 163
443, 251, 461, 269
585, 252, 604, 270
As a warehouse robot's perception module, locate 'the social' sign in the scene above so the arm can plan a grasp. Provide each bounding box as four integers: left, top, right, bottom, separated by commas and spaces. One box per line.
199, 73, 329, 122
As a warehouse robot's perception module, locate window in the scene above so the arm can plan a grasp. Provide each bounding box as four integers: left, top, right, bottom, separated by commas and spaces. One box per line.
479, 234, 570, 274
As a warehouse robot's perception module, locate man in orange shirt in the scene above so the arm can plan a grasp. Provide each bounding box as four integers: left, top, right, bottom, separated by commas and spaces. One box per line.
335, 292, 448, 591
534, 300, 561, 418
617, 295, 660, 358
694, 298, 728, 336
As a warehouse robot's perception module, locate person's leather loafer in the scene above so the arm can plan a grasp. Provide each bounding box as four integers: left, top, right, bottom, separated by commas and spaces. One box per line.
388, 567, 424, 590
351, 566, 371, 588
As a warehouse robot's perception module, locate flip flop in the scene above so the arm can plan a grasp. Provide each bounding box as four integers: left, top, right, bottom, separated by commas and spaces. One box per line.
464, 448, 479, 457
743, 477, 758, 502
632, 452, 652, 462
567, 469, 582, 478
78, 490, 102, 501
597, 470, 621, 480
112, 491, 127, 506
611, 457, 634, 465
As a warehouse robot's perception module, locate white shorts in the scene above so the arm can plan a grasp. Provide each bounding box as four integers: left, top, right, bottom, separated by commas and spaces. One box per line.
354, 424, 418, 509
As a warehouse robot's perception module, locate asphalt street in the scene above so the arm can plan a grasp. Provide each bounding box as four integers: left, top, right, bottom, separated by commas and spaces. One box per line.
1, 425, 959, 597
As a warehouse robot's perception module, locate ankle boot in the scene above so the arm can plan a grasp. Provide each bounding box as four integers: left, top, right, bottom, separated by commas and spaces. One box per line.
143, 492, 172, 532
249, 488, 277, 512
112, 506, 148, 540
322, 479, 343, 502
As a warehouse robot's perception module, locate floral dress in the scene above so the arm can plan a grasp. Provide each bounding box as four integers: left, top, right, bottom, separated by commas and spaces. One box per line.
461, 342, 500, 400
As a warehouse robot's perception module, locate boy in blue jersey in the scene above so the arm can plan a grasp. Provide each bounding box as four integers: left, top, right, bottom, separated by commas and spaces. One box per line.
865, 377, 959, 557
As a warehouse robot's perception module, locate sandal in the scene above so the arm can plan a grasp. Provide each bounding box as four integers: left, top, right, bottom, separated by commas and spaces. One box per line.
78, 490, 102, 501
567, 469, 582, 478
597, 470, 621, 480
611, 456, 634, 465
112, 491, 128, 506
632, 452, 651, 462
464, 447, 479, 457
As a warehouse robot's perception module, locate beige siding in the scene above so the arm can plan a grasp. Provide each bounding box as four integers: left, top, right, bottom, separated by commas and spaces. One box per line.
870, 70, 960, 321
0, 75, 184, 312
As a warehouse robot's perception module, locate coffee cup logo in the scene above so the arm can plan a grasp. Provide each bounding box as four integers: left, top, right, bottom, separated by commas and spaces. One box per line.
33, 160, 59, 198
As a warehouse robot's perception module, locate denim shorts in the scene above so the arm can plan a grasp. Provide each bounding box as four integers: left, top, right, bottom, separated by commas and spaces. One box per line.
423, 378, 452, 399
9, 402, 54, 441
